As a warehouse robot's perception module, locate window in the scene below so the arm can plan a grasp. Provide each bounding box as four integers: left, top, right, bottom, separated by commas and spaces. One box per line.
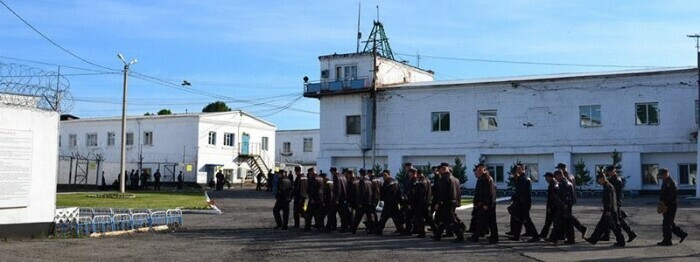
143, 131, 153, 146
679, 164, 697, 186
69, 134, 77, 147
224, 133, 235, 147
636, 102, 659, 125
303, 138, 313, 152
208, 131, 217, 145
107, 132, 115, 146
431, 112, 450, 132
642, 164, 659, 185
478, 110, 498, 131
488, 164, 505, 183
126, 132, 134, 146
525, 164, 539, 183
86, 133, 97, 147
580, 105, 602, 127
262, 136, 269, 150
344, 65, 357, 80
346, 115, 361, 135
282, 142, 291, 154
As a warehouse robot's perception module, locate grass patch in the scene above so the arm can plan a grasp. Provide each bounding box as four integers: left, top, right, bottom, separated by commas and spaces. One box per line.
56, 191, 209, 209
460, 199, 473, 206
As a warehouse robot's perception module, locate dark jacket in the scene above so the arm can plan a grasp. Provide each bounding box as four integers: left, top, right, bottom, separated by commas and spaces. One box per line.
356, 176, 373, 207
347, 177, 358, 208
474, 175, 496, 208
601, 182, 618, 213
660, 177, 678, 207
333, 174, 347, 204
308, 176, 324, 202
546, 182, 557, 209
412, 177, 432, 205
557, 180, 575, 207
435, 173, 461, 208
609, 175, 624, 207
276, 176, 293, 202
323, 179, 334, 206
381, 177, 401, 206
292, 174, 308, 199
370, 175, 382, 204
513, 175, 533, 209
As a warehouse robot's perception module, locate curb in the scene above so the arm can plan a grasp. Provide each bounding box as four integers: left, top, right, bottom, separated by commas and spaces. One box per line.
456, 197, 510, 211
183, 191, 222, 215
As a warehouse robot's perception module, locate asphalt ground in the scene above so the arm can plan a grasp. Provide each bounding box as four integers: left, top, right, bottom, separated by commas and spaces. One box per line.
1, 188, 699, 262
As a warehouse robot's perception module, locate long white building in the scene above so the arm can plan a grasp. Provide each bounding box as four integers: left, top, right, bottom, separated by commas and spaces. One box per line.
275, 129, 319, 170
58, 111, 276, 185
304, 43, 698, 194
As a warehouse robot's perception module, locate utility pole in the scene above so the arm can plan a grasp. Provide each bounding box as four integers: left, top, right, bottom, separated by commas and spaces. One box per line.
371, 27, 378, 170
54, 66, 61, 111
689, 34, 700, 198
118, 53, 137, 193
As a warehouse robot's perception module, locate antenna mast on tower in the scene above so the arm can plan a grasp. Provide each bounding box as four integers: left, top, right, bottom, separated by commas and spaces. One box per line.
362, 5, 394, 60
356, 2, 362, 53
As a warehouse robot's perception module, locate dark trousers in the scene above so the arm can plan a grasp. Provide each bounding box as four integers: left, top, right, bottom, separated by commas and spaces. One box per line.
351, 204, 375, 233
587, 212, 625, 245
402, 204, 414, 234
662, 205, 687, 241
540, 207, 556, 238
434, 206, 463, 239
338, 202, 352, 230
376, 203, 404, 235
154, 178, 161, 190
370, 200, 379, 223
472, 206, 498, 241
256, 181, 262, 191
273, 199, 290, 228
304, 200, 324, 230
510, 207, 538, 239
551, 207, 575, 242
413, 203, 435, 235
293, 197, 306, 227
325, 203, 338, 230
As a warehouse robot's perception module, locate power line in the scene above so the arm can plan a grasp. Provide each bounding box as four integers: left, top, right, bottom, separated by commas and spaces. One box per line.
394, 52, 672, 69
0, 55, 115, 73
0, 0, 117, 72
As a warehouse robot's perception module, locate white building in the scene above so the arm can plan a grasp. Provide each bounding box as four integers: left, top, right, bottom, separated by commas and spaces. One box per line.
304, 41, 698, 194
275, 129, 319, 170
58, 110, 276, 185
0, 94, 58, 238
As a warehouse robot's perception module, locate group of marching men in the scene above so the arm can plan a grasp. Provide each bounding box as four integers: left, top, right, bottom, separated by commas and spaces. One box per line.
271, 161, 689, 246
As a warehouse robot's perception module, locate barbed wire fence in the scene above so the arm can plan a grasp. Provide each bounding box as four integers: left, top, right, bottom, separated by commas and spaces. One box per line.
0, 62, 73, 112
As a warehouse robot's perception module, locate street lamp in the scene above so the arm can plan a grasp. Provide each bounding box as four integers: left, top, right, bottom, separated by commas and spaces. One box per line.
118, 53, 137, 193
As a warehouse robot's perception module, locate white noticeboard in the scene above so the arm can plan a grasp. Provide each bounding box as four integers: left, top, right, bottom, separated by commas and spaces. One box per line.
0, 129, 33, 208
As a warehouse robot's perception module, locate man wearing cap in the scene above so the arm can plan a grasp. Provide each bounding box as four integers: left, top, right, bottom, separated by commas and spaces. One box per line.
432, 162, 464, 242
601, 166, 637, 242
351, 169, 375, 234
337, 169, 353, 233
273, 169, 293, 230
556, 163, 588, 239
657, 168, 688, 246
509, 164, 540, 242
469, 163, 498, 244
539, 172, 558, 239
467, 165, 488, 237
304, 168, 325, 231
327, 167, 343, 232
584, 172, 626, 247
291, 166, 308, 229
375, 170, 405, 236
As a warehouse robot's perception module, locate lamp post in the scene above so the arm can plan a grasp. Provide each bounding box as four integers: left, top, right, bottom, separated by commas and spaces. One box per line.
118, 53, 137, 193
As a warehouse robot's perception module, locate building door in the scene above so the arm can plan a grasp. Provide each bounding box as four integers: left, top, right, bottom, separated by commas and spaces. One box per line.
241, 133, 250, 155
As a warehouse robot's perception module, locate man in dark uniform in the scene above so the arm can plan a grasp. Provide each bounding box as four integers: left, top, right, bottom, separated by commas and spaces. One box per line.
550, 170, 576, 245
603, 166, 637, 242
304, 168, 324, 231
326, 167, 342, 232
401, 163, 416, 235
177, 171, 184, 190
153, 169, 161, 190
412, 169, 435, 238
332, 168, 349, 232
369, 169, 382, 225
469, 163, 498, 244
657, 168, 688, 246
467, 166, 488, 236
539, 172, 557, 239
509, 164, 540, 242
338, 169, 354, 233
375, 170, 405, 236
142, 170, 151, 190
256, 172, 264, 191
291, 166, 308, 229
273, 170, 293, 230
351, 169, 375, 234
584, 172, 626, 247
321, 172, 334, 232
556, 163, 588, 239
432, 163, 464, 242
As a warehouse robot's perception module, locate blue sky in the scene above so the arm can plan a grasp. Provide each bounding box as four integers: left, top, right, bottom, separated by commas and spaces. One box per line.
1, 0, 699, 129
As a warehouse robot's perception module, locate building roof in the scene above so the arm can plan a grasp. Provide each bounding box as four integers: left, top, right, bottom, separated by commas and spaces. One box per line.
388, 67, 696, 89
276, 128, 320, 133
60, 110, 276, 127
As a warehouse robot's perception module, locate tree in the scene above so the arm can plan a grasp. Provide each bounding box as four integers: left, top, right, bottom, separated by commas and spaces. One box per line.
144, 112, 153, 116
420, 162, 435, 185
452, 157, 468, 184
202, 101, 231, 113
157, 109, 172, 115
574, 158, 592, 192
373, 163, 386, 179
611, 149, 627, 187
507, 160, 522, 190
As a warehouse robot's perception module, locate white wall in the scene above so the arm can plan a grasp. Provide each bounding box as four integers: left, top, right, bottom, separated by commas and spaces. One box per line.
275, 129, 319, 167
0, 105, 58, 227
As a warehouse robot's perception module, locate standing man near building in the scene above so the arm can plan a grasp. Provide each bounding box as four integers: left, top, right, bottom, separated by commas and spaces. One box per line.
351, 169, 375, 234
141, 170, 150, 190
584, 172, 626, 247
273, 170, 293, 230
130, 169, 138, 190
509, 164, 540, 242
256, 172, 264, 191
304, 168, 324, 231
539, 172, 558, 240
657, 168, 688, 246
215, 170, 225, 191
432, 163, 464, 242
177, 171, 184, 190
291, 166, 308, 229
375, 170, 404, 236
153, 169, 161, 190
469, 163, 498, 244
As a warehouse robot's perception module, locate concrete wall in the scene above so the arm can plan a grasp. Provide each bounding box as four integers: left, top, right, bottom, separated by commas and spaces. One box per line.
275, 129, 319, 168
0, 105, 58, 238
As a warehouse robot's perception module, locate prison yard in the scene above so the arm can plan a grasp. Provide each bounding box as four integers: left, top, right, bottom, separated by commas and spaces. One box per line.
0, 188, 697, 261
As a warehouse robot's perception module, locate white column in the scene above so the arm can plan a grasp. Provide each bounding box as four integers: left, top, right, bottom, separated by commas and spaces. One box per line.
622, 151, 642, 194
464, 150, 482, 189
553, 151, 572, 171
386, 152, 403, 175
317, 156, 331, 175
